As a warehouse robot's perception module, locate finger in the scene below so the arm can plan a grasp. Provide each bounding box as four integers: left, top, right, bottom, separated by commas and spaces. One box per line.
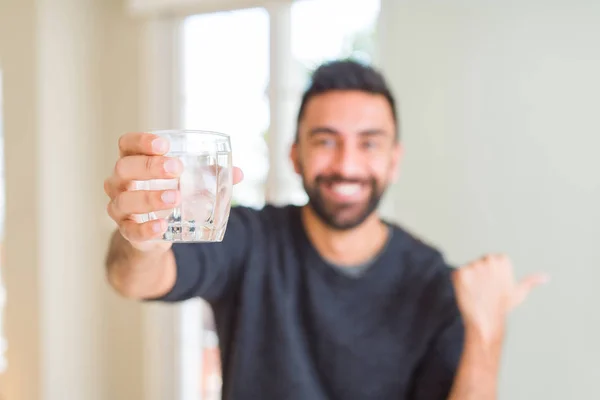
114, 155, 183, 182
120, 219, 167, 242
104, 175, 136, 199
104, 177, 116, 198
233, 167, 244, 185
118, 132, 170, 157
512, 273, 550, 308
111, 190, 180, 219
107, 199, 122, 223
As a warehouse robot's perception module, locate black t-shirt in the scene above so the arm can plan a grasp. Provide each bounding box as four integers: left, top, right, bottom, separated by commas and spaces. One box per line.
155, 205, 464, 400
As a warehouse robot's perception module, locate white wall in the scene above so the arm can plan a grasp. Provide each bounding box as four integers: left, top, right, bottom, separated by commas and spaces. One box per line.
0, 0, 146, 399
380, 1, 600, 399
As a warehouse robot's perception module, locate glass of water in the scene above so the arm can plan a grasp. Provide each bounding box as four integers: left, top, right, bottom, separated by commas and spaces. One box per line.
134, 130, 233, 242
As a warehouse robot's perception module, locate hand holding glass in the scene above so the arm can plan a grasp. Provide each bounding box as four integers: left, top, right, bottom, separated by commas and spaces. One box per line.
134, 130, 233, 242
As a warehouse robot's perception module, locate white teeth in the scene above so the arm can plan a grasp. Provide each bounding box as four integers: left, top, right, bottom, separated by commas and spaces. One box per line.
332, 183, 361, 196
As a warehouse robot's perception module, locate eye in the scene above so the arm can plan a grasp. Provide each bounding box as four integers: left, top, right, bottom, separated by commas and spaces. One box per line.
362, 140, 379, 150
315, 137, 336, 148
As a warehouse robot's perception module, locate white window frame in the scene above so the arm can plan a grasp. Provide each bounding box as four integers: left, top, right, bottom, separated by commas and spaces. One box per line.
128, 0, 291, 17
134, 2, 297, 400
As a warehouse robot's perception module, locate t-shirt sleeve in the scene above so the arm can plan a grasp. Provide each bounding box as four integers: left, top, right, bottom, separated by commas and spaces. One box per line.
147, 206, 259, 303
407, 252, 465, 400
408, 313, 464, 399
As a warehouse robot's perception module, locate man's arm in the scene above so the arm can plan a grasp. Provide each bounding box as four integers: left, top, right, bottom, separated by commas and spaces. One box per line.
409, 254, 546, 400
105, 229, 176, 299
103, 131, 247, 303
410, 320, 503, 400
105, 207, 257, 303
447, 327, 503, 400
448, 254, 548, 400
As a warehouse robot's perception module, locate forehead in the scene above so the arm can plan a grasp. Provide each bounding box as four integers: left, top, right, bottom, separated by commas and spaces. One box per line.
299, 90, 396, 138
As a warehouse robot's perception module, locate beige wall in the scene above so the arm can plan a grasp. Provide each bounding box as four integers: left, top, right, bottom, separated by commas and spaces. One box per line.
0, 0, 145, 399
99, 2, 146, 399
380, 1, 600, 399
0, 1, 41, 398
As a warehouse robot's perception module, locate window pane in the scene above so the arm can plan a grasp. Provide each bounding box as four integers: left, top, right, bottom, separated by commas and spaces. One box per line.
292, 0, 380, 70
182, 8, 270, 209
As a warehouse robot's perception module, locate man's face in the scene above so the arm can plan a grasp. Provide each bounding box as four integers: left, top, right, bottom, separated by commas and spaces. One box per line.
291, 90, 402, 230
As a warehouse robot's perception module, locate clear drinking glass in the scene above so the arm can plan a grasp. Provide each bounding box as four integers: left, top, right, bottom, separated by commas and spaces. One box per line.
134, 130, 233, 242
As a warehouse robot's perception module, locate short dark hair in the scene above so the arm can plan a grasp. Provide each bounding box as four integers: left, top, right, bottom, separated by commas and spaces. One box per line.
295, 59, 399, 142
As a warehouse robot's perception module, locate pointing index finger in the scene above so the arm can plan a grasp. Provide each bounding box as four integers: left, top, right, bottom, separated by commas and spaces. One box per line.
118, 132, 170, 157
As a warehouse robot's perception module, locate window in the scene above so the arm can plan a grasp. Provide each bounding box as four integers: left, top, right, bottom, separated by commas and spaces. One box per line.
291, 0, 380, 73
182, 8, 270, 209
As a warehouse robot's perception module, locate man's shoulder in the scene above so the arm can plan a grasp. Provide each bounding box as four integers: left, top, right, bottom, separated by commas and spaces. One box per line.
387, 223, 461, 328
387, 221, 452, 272
387, 222, 457, 296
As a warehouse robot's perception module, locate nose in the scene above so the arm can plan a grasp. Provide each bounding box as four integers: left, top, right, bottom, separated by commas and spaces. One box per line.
331, 142, 364, 177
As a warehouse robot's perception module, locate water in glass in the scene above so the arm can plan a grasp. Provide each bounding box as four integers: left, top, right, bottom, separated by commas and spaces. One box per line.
134, 130, 233, 242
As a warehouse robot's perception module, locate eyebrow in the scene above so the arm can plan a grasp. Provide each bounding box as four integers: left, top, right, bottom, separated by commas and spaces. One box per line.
308, 127, 387, 137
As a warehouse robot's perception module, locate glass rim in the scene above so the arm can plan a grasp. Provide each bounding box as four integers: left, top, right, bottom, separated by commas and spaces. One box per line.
149, 129, 230, 140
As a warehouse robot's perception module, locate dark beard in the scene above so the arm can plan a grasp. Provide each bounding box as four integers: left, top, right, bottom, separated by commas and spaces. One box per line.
302, 173, 384, 231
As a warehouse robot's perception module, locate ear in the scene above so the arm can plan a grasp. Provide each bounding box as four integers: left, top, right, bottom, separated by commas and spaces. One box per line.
290, 141, 301, 175
390, 142, 404, 182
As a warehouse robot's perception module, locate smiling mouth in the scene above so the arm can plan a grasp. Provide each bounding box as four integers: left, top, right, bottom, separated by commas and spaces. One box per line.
329, 182, 362, 196
319, 180, 370, 203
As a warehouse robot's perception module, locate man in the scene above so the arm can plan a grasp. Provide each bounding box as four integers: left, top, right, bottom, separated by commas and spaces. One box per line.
104, 60, 547, 399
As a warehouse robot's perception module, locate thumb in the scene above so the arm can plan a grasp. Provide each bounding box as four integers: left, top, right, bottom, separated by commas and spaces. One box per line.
233, 167, 244, 185
511, 273, 550, 309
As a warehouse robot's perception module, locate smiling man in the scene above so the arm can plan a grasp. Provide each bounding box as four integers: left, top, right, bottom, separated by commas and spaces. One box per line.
104, 60, 546, 400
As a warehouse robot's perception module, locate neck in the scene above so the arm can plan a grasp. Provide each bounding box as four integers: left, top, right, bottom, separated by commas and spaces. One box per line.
301, 205, 390, 267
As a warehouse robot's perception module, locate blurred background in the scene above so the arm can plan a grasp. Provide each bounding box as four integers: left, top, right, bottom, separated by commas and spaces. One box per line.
0, 0, 598, 399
